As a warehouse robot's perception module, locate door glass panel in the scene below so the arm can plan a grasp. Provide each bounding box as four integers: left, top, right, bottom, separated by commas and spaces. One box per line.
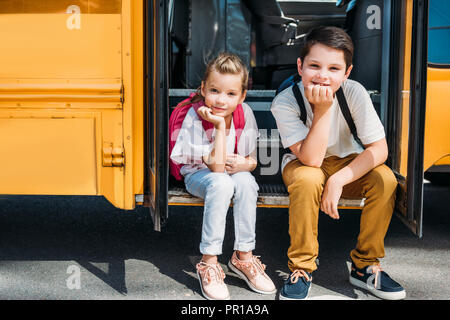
428, 0, 450, 64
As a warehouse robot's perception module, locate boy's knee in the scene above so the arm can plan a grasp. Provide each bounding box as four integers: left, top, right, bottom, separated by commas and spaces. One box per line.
367, 166, 398, 195
286, 167, 324, 195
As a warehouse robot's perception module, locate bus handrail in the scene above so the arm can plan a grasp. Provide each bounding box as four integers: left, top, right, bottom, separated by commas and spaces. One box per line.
0, 83, 123, 102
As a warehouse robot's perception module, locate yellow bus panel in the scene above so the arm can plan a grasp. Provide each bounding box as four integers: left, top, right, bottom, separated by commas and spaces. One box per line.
0, 0, 145, 210
0, 117, 97, 194
0, 12, 122, 79
424, 67, 450, 171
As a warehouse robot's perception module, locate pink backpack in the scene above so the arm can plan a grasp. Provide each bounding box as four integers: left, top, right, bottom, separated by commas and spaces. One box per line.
169, 93, 246, 181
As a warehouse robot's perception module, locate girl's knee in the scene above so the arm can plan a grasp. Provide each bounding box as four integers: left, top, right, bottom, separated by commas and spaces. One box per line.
206, 173, 234, 198
231, 172, 259, 193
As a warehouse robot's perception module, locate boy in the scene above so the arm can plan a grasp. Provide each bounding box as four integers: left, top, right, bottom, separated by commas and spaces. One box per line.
270, 26, 405, 300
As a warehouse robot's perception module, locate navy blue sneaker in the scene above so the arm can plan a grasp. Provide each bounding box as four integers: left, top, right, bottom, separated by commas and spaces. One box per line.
279, 269, 312, 300
349, 262, 406, 300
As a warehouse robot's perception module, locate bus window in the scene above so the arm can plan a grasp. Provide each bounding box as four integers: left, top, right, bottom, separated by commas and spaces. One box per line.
428, 0, 450, 65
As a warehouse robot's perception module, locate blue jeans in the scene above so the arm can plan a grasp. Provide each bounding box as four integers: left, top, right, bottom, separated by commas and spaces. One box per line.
184, 168, 259, 256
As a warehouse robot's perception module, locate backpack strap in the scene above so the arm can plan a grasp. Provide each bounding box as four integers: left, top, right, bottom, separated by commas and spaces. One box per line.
232, 104, 245, 154
335, 88, 365, 149
192, 102, 245, 154
291, 79, 365, 149
291, 81, 307, 125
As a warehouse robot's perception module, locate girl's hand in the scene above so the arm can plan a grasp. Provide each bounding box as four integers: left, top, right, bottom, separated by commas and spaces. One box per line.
225, 154, 249, 175
320, 177, 343, 220
197, 106, 225, 129
305, 84, 334, 115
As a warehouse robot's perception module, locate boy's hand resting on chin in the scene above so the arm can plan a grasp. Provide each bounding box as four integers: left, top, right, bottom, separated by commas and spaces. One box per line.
305, 84, 334, 115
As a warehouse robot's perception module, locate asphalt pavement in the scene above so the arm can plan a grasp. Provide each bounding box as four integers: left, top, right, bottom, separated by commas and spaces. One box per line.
0, 182, 449, 300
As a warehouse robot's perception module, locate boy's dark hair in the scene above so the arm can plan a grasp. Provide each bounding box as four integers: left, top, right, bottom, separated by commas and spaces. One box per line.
300, 26, 354, 70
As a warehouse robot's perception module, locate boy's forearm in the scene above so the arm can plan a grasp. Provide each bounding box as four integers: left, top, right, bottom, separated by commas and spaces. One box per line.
294, 111, 332, 167
329, 140, 388, 187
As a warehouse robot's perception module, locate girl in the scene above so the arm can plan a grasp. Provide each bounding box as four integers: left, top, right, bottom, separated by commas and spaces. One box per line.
170, 52, 276, 300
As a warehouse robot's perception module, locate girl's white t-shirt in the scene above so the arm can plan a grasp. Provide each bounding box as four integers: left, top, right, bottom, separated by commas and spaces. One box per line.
270, 79, 386, 173
170, 102, 259, 177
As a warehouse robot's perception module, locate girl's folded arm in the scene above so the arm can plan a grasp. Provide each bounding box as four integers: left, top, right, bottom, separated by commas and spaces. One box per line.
202, 124, 227, 172
246, 155, 257, 172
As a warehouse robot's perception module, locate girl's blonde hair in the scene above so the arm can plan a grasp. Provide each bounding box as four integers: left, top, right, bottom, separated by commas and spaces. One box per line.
181, 52, 249, 106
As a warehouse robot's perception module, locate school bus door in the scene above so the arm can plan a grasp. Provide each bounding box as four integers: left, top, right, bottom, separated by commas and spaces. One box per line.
144, 0, 169, 231
389, 0, 429, 238
143, 0, 431, 236
423, 0, 450, 182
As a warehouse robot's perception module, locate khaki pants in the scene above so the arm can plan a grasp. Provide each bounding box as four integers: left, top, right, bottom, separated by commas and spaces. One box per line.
282, 154, 398, 273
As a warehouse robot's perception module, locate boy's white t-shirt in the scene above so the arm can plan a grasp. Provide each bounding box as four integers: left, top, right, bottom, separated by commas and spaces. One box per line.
270, 79, 385, 173
170, 102, 259, 177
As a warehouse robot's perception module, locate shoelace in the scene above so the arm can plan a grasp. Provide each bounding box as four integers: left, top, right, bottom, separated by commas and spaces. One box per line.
252, 256, 267, 275
290, 269, 311, 284
196, 261, 225, 285
368, 264, 383, 289
234, 255, 267, 277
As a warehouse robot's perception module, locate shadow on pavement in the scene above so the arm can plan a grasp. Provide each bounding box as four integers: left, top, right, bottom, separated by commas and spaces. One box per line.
0, 181, 448, 299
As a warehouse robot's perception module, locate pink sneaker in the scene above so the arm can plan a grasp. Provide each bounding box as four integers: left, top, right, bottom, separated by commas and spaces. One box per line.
196, 261, 230, 300
228, 251, 276, 294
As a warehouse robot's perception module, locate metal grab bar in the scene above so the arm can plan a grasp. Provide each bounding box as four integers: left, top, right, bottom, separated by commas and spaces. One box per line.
0, 83, 123, 102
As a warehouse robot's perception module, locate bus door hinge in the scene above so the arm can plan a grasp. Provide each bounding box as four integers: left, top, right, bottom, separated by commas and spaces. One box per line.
102, 145, 125, 167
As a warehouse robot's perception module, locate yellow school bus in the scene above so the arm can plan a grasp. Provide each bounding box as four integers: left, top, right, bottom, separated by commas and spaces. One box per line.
0, 0, 448, 238
0, 0, 144, 211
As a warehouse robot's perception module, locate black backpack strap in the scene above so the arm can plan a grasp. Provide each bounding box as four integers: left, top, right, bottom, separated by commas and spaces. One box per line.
336, 87, 365, 149
291, 82, 365, 149
291, 81, 307, 125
